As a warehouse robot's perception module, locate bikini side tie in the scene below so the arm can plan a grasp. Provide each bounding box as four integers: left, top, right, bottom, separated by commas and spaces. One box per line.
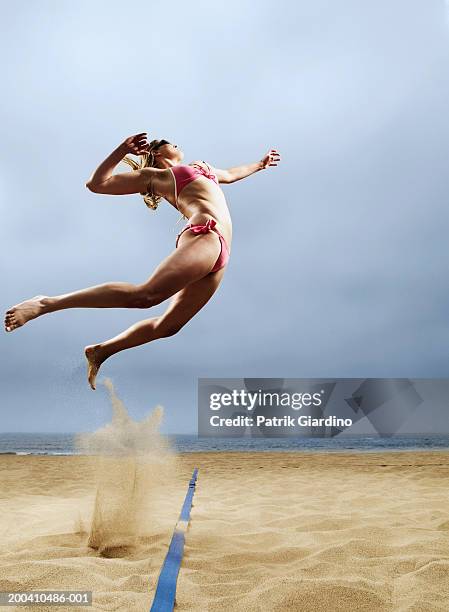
188, 218, 217, 233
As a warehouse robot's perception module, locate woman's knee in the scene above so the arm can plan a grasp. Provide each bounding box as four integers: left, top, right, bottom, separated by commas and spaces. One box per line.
155, 319, 185, 338
129, 285, 165, 309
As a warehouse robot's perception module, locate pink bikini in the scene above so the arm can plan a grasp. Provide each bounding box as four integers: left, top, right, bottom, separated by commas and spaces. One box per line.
169, 161, 231, 273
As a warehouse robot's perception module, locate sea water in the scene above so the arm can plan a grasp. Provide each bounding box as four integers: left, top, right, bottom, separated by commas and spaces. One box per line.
1, 432, 449, 455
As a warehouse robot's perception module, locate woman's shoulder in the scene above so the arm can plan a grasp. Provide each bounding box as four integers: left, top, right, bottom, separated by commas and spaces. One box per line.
140, 166, 167, 177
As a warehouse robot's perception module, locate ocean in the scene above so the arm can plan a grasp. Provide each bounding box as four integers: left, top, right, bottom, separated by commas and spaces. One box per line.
1, 433, 449, 455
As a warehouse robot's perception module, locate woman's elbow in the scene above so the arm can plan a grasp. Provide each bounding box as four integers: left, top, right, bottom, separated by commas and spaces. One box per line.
85, 180, 101, 193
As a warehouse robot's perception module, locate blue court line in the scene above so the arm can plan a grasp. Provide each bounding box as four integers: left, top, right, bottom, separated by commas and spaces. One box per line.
149, 468, 199, 612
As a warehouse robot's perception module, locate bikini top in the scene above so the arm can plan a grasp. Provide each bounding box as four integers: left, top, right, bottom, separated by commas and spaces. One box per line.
142, 161, 220, 221
183, 161, 218, 184
169, 161, 219, 209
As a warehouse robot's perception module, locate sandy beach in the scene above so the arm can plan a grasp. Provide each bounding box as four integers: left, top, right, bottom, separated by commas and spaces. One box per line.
1, 451, 449, 611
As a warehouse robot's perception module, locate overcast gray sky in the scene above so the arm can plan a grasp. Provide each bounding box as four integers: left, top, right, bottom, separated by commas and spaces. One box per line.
1, 0, 449, 434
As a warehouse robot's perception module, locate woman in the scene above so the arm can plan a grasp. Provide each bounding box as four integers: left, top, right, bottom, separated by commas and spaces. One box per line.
4, 133, 281, 389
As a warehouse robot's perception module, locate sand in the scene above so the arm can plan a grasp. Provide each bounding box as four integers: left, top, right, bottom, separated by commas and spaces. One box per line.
0, 451, 449, 611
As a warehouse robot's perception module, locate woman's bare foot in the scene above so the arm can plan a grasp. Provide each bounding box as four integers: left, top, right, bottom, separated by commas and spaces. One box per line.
85, 344, 108, 390
4, 295, 49, 332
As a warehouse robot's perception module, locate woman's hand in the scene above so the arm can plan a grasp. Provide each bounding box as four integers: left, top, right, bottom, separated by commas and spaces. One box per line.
260, 148, 281, 169
121, 132, 150, 155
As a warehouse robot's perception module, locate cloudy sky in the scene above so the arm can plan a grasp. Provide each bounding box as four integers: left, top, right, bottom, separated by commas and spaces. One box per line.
1, 0, 449, 434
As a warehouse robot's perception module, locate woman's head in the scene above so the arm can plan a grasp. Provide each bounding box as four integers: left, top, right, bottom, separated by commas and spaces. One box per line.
122, 138, 183, 210
150, 139, 184, 167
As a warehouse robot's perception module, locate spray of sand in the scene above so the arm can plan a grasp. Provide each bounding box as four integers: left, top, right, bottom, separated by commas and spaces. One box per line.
76, 378, 179, 558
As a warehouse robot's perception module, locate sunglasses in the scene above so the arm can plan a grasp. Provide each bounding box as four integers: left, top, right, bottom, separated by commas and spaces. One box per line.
153, 139, 171, 149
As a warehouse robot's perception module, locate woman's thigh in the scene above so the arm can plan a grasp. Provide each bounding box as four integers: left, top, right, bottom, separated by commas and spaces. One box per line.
156, 266, 226, 334
139, 231, 222, 302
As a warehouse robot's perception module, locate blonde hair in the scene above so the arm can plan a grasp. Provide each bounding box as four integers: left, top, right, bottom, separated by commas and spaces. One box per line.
122, 139, 164, 211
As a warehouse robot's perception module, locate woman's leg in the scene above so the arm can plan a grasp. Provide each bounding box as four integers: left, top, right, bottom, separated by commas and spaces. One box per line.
4, 231, 222, 332
85, 267, 226, 389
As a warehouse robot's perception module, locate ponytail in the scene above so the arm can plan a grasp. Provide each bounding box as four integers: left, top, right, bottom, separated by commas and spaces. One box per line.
122, 139, 163, 211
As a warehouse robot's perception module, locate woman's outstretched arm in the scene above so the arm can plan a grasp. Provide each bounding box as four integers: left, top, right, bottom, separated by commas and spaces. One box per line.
85, 133, 151, 195
211, 148, 281, 184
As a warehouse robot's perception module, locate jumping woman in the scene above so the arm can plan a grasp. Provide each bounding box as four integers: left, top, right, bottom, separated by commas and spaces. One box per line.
4, 133, 281, 389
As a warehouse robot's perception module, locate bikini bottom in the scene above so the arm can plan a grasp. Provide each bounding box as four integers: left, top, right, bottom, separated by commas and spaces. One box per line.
175, 218, 230, 273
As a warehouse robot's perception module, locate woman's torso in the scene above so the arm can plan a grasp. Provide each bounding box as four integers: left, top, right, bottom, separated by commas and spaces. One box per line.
144, 161, 233, 247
